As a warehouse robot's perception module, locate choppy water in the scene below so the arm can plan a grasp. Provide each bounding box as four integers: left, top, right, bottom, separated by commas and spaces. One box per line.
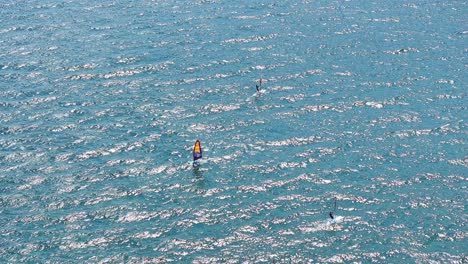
1, 0, 467, 263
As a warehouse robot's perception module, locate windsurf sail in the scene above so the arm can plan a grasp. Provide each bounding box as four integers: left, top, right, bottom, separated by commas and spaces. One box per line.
193, 140, 202, 161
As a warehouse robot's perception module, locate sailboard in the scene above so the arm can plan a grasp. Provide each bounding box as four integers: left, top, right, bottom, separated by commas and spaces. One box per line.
252, 89, 267, 97
326, 215, 344, 225
192, 140, 203, 166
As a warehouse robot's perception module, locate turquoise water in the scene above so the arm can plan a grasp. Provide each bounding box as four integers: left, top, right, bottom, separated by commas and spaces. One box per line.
1, 0, 466, 263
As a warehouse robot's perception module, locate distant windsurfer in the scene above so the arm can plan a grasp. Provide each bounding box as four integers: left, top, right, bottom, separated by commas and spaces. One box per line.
327, 197, 345, 225
193, 140, 202, 166
255, 78, 262, 92
329, 197, 336, 219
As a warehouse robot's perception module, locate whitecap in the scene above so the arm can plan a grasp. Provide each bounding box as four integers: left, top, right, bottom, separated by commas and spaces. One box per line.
365, 101, 384, 108
117, 211, 159, 223
148, 165, 167, 174
134, 231, 163, 239
238, 225, 259, 233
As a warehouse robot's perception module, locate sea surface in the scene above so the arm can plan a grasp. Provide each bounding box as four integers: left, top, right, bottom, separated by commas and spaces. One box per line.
0, 0, 466, 263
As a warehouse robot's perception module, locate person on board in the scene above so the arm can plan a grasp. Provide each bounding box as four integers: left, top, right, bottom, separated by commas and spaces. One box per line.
256, 78, 262, 92
329, 211, 334, 219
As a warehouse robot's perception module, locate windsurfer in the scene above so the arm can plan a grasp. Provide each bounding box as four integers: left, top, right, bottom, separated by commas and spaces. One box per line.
256, 78, 262, 92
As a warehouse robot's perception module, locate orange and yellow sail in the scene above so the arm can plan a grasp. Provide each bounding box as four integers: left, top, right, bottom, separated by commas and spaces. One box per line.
193, 140, 202, 161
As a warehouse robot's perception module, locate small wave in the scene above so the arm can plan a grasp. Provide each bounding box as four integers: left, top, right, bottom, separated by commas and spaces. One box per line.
334, 71, 352, 76
117, 211, 160, 223
76, 149, 110, 160
148, 165, 168, 175
365, 101, 384, 108
278, 161, 307, 169
67, 63, 99, 72
222, 34, 277, 44
17, 176, 46, 191
447, 158, 467, 167
66, 61, 174, 81
299, 221, 343, 233
387, 47, 420, 54
201, 103, 240, 113
238, 225, 259, 233
243, 46, 273, 52
280, 93, 305, 102
302, 104, 331, 112
134, 231, 164, 239
371, 17, 400, 22
49, 124, 76, 132
237, 185, 268, 193
235, 15, 259, 20
264, 136, 318, 147
59, 236, 113, 250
